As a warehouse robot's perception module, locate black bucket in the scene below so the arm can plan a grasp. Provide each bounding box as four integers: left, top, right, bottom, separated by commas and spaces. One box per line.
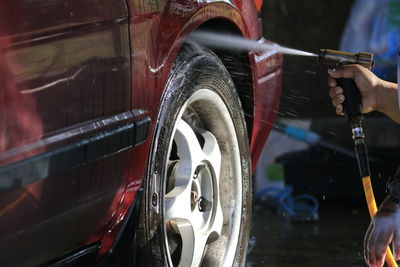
277, 145, 400, 203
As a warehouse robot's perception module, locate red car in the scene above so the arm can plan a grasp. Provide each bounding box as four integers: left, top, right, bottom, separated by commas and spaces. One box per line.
0, 0, 282, 266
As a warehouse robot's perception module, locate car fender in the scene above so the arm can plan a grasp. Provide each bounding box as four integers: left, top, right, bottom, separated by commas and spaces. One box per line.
99, 0, 282, 257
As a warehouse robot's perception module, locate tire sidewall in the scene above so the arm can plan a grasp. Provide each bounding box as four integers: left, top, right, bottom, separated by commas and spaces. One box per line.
140, 44, 251, 267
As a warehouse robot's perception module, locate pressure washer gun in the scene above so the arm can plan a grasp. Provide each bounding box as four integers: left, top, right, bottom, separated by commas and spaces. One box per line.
318, 49, 373, 183
319, 49, 398, 267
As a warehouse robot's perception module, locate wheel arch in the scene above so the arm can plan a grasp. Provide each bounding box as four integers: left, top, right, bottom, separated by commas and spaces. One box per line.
156, 14, 257, 148
154, 6, 282, 170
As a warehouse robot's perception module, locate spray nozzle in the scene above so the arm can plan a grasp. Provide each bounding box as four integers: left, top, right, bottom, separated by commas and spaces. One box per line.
318, 49, 374, 69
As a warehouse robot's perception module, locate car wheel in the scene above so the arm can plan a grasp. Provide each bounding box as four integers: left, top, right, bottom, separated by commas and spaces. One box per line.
138, 42, 251, 267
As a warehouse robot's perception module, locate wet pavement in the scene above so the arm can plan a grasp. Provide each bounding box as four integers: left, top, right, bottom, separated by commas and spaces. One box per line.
246, 202, 371, 267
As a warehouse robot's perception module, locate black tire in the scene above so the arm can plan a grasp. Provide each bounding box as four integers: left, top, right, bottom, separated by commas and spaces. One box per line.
138, 42, 251, 267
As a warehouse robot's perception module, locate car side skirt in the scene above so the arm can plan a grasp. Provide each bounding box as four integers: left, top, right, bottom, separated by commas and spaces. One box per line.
0, 111, 150, 193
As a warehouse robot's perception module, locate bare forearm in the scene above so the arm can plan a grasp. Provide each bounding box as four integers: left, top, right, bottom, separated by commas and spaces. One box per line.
376, 81, 400, 123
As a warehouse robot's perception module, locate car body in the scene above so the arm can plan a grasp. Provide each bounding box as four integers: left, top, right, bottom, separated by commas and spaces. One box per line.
0, 0, 282, 266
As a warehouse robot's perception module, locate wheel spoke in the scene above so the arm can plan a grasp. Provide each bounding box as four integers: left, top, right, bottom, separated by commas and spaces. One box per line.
172, 119, 204, 191
169, 218, 209, 267
165, 119, 203, 220
201, 131, 221, 187
201, 131, 223, 240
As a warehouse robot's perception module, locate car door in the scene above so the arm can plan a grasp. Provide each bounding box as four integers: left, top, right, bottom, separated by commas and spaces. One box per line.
0, 1, 133, 266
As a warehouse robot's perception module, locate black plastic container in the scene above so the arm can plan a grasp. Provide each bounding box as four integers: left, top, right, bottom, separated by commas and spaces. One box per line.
277, 145, 400, 203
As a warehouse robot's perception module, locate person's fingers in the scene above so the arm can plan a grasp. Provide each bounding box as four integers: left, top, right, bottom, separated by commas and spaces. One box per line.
336, 104, 344, 115
336, 109, 344, 116
376, 249, 387, 267
329, 87, 335, 98
367, 220, 383, 267
327, 64, 365, 79
336, 95, 345, 104
329, 86, 345, 115
371, 221, 394, 267
327, 75, 337, 87
329, 86, 343, 98
392, 229, 400, 260
375, 240, 391, 267
365, 224, 374, 265
367, 230, 377, 267
334, 86, 343, 95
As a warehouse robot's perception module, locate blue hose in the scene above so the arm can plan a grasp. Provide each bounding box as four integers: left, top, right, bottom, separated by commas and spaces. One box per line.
255, 185, 319, 222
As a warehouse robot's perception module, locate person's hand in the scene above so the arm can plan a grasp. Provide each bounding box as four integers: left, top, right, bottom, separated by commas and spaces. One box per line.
327, 65, 382, 116
364, 196, 400, 267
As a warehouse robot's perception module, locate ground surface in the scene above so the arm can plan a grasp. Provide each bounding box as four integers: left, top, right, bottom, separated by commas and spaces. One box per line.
246, 202, 370, 267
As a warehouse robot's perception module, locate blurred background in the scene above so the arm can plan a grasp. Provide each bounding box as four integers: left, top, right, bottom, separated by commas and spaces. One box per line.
248, 0, 400, 266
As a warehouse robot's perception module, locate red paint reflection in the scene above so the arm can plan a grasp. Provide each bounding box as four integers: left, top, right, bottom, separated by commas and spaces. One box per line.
0, 36, 43, 164
0, 11, 44, 223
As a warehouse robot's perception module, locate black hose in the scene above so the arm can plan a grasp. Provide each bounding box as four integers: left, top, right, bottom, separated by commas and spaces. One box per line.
354, 138, 371, 178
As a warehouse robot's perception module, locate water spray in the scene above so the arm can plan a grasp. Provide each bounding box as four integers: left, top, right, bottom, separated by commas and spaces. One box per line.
189, 31, 317, 57
191, 31, 398, 265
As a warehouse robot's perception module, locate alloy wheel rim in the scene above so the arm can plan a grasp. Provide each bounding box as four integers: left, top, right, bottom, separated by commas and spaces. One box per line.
163, 89, 243, 267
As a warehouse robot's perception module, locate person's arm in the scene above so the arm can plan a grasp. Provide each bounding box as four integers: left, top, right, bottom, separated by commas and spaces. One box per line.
327, 65, 399, 123
374, 80, 399, 123
328, 67, 400, 267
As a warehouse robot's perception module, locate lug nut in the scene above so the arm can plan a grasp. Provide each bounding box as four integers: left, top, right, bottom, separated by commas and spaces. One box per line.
198, 196, 212, 212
